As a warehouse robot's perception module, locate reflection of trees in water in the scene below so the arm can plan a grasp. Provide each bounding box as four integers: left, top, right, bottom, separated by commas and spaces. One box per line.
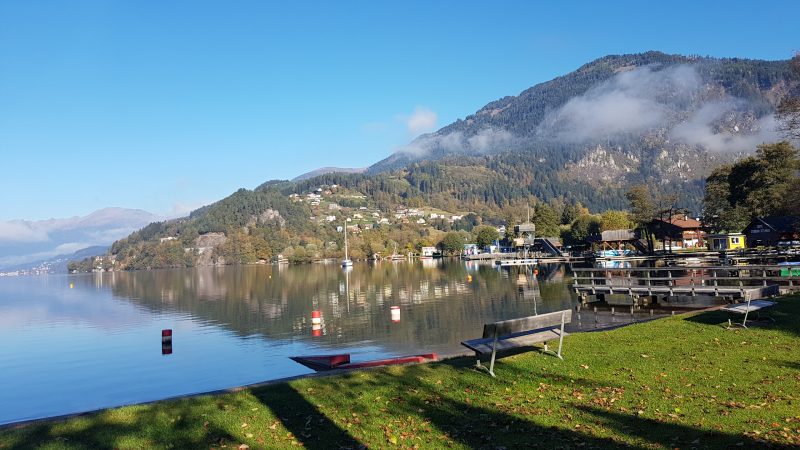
99, 262, 579, 351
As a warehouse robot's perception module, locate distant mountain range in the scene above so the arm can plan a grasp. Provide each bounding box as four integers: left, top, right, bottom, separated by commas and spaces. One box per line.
0, 207, 160, 270
1, 245, 109, 274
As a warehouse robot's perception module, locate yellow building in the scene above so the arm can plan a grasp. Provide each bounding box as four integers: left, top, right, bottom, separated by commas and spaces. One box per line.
707, 233, 745, 251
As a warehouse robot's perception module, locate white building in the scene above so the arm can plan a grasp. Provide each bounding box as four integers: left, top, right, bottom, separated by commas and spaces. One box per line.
421, 246, 436, 257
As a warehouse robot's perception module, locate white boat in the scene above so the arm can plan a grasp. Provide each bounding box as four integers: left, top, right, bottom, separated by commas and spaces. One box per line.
341, 221, 353, 268
389, 243, 405, 261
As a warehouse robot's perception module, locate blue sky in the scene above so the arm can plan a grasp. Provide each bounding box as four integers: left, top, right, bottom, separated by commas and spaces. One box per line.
1, 0, 798, 220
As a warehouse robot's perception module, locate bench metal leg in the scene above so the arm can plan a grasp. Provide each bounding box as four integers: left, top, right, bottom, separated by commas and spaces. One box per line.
474, 356, 496, 377
741, 298, 751, 328
726, 298, 752, 330
488, 338, 498, 378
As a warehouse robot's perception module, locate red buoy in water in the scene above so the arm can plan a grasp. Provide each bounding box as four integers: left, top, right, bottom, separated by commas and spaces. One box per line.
311, 311, 322, 336
162, 329, 172, 355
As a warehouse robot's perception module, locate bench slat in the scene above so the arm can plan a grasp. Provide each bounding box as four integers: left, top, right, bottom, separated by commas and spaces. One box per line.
462, 328, 569, 355
723, 300, 776, 314
483, 309, 572, 338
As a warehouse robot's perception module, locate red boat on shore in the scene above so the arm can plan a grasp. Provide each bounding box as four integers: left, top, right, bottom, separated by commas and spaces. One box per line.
290, 353, 438, 372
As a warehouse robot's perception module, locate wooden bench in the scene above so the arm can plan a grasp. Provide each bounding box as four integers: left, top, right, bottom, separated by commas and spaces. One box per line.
461, 309, 572, 377
722, 298, 776, 329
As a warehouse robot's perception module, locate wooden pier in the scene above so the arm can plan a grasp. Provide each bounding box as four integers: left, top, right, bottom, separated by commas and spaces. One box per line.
572, 265, 794, 305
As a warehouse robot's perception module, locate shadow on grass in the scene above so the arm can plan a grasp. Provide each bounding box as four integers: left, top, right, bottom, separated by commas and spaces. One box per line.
250, 383, 363, 450
340, 364, 781, 449
684, 297, 800, 337
578, 405, 792, 449
1, 402, 239, 450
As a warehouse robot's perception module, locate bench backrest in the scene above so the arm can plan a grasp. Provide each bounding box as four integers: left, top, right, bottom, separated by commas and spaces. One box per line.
482, 309, 572, 339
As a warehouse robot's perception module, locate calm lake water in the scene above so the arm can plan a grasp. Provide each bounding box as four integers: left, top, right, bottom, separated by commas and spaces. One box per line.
0, 260, 588, 425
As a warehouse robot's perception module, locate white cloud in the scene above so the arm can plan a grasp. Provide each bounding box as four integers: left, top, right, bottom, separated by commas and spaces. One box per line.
0, 242, 91, 267
0, 221, 49, 243
395, 127, 515, 157
467, 128, 514, 152
403, 106, 438, 137
670, 101, 781, 152
53, 242, 92, 254
540, 65, 702, 142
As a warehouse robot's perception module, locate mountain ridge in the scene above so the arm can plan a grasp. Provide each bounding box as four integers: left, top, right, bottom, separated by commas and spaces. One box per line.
292, 167, 367, 182
369, 51, 792, 175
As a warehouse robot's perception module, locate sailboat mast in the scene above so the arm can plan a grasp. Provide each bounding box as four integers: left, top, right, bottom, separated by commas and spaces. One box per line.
344, 222, 349, 260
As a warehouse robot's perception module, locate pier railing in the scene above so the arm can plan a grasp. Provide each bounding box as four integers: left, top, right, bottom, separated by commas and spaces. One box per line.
571, 265, 796, 300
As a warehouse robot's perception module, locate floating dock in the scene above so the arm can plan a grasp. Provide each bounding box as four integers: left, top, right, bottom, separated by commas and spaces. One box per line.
572, 265, 793, 305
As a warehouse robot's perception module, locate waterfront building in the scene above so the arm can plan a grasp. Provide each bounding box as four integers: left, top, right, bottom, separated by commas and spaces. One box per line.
707, 233, 746, 251
743, 216, 800, 247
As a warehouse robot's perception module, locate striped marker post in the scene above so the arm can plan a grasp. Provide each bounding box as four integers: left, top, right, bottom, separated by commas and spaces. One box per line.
162, 329, 172, 355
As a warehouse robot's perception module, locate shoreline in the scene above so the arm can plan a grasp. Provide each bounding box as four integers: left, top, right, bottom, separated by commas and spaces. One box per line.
2, 297, 797, 448
0, 305, 715, 430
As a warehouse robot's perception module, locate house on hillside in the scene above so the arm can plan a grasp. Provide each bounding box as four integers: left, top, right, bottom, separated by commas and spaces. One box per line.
649, 215, 705, 250
743, 216, 800, 247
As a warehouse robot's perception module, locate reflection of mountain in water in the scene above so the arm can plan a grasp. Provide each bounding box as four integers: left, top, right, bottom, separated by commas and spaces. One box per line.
89, 261, 579, 353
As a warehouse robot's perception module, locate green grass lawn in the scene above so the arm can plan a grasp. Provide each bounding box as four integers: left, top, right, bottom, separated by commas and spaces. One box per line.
2, 296, 799, 449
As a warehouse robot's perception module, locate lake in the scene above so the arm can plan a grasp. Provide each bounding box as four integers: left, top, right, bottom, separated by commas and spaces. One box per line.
0, 260, 590, 425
